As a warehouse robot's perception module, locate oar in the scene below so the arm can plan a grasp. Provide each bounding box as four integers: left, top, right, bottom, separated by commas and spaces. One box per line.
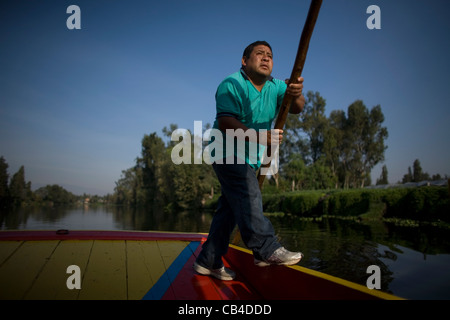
257, 0, 323, 189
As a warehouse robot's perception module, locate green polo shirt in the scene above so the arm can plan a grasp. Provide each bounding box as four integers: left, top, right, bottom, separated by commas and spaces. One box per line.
212, 69, 287, 169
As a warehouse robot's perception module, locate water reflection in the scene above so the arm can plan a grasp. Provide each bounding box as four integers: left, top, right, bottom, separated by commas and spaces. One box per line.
268, 215, 450, 299
0, 205, 214, 233
1, 205, 450, 299
268, 216, 394, 294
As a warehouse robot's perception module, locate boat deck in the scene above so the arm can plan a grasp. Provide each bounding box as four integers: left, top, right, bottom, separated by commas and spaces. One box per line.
0, 230, 260, 300
0, 230, 402, 300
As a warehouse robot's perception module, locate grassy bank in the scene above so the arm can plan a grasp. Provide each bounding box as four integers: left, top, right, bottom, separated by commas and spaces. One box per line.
262, 186, 449, 223
205, 186, 449, 224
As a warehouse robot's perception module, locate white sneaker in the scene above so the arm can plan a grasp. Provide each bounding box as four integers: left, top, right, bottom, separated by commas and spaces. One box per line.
254, 247, 303, 267
193, 262, 236, 281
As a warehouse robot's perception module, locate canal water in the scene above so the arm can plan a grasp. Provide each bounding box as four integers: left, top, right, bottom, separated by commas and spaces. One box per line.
1, 205, 449, 300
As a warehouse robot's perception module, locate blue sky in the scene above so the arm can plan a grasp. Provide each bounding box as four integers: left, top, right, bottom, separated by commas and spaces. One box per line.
1, 0, 449, 195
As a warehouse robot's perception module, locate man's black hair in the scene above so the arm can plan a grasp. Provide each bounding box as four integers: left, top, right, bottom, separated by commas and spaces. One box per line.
242, 40, 273, 59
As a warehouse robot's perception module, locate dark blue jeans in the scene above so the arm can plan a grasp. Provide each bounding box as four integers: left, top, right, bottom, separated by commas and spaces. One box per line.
196, 161, 281, 269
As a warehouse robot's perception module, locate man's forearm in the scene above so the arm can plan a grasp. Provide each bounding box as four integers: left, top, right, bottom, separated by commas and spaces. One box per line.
217, 116, 249, 133
217, 116, 282, 146
289, 94, 305, 114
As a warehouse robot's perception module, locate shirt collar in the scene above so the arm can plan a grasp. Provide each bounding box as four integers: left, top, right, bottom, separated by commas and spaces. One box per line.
240, 68, 274, 82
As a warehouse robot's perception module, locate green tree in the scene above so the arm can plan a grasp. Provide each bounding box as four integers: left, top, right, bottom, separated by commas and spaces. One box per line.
162, 123, 179, 147
402, 166, 413, 183
34, 185, 76, 204
324, 110, 346, 188
9, 166, 30, 205
412, 159, 431, 182
113, 166, 145, 205
304, 158, 336, 190
281, 95, 388, 190
401, 159, 433, 183
168, 160, 216, 210
299, 91, 329, 164
140, 132, 169, 206
341, 101, 388, 188
413, 159, 423, 182
282, 153, 306, 191
376, 165, 389, 185
126, 128, 220, 211
0, 156, 9, 206
163, 128, 219, 211
281, 112, 308, 178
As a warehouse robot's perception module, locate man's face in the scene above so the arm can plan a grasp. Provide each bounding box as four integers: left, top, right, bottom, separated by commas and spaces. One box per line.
242, 45, 273, 78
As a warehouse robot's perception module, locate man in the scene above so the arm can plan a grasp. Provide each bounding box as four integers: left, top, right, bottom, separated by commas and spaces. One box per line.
194, 41, 305, 281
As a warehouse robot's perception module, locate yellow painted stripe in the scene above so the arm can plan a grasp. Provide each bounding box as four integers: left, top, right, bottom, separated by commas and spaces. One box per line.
0, 241, 59, 300
78, 240, 127, 300
287, 263, 404, 300
24, 240, 93, 300
228, 244, 404, 300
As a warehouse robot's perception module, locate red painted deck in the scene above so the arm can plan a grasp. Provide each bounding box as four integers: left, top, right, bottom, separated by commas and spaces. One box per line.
159, 241, 262, 300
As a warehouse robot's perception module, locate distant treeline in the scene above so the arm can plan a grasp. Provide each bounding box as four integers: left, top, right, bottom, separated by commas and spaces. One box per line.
0, 156, 102, 208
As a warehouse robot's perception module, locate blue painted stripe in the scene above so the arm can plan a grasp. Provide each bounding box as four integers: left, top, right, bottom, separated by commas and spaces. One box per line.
142, 241, 200, 300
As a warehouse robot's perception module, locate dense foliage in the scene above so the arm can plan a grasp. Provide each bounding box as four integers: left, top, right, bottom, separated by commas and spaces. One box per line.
253, 187, 449, 223
110, 129, 219, 211
280, 92, 388, 189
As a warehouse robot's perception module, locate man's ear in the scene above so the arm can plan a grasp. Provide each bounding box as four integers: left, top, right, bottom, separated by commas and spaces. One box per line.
241, 56, 247, 67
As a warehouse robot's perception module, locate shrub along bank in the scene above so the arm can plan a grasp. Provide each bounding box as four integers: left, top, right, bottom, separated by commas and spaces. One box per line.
260, 186, 449, 223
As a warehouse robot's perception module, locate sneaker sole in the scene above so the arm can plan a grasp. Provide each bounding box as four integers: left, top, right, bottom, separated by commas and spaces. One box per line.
254, 255, 303, 267
193, 262, 234, 281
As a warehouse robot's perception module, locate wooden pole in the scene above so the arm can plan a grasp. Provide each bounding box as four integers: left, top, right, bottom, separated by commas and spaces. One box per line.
257, 0, 323, 189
